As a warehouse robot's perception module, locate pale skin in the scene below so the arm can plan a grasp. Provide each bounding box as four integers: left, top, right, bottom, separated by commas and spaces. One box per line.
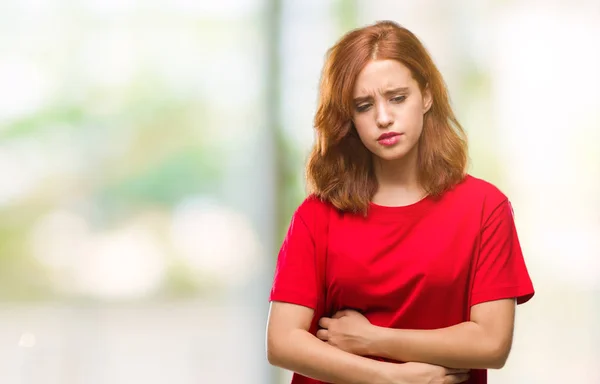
317, 301, 516, 370
268, 303, 471, 384
267, 59, 517, 383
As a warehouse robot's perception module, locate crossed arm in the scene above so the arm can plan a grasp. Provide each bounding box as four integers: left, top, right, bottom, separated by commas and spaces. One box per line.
316, 298, 516, 369
267, 302, 393, 384
266, 298, 515, 383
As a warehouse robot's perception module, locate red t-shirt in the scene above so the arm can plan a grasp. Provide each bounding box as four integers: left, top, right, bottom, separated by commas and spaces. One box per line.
269, 175, 534, 384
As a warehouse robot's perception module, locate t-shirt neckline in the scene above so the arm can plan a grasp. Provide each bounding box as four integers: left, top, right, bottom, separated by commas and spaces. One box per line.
368, 194, 435, 218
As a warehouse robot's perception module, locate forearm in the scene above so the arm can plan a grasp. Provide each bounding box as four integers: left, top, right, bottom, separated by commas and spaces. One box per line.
268, 329, 391, 384
368, 321, 509, 369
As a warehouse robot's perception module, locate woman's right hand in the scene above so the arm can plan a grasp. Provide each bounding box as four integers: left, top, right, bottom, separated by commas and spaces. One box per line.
381, 361, 470, 384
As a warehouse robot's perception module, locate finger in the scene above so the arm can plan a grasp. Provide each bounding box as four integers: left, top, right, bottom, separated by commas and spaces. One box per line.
446, 368, 470, 375
316, 329, 328, 341
332, 311, 347, 319
445, 373, 470, 383
318, 317, 331, 328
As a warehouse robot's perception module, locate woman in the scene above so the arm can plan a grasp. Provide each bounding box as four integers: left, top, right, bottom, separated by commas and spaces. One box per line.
266, 20, 534, 384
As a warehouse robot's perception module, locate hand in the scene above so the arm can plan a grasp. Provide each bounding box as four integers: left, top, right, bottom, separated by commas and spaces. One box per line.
383, 362, 470, 384
317, 309, 374, 356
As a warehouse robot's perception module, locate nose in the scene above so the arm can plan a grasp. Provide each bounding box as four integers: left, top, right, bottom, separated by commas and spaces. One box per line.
375, 102, 393, 128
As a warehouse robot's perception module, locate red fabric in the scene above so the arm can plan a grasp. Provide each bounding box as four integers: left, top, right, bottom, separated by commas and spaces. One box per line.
269, 175, 534, 384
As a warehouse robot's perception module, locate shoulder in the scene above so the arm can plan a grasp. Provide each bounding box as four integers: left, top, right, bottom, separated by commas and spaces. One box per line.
444, 175, 511, 217
293, 194, 335, 223
451, 175, 507, 203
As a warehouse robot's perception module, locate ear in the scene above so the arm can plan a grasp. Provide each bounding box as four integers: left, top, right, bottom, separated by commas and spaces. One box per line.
422, 86, 433, 114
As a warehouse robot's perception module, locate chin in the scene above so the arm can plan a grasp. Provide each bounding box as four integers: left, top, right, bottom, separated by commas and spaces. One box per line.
373, 148, 411, 162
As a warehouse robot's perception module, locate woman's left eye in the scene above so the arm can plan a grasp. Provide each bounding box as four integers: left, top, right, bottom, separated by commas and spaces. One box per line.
391, 96, 406, 103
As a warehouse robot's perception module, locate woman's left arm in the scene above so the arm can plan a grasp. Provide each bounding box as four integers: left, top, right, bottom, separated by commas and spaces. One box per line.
318, 298, 515, 369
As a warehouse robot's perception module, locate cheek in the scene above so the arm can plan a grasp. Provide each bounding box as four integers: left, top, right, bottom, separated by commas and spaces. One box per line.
352, 117, 371, 139
352, 114, 368, 129
396, 105, 424, 132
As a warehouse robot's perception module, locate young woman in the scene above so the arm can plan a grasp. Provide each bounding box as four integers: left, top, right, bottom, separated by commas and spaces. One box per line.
266, 20, 534, 384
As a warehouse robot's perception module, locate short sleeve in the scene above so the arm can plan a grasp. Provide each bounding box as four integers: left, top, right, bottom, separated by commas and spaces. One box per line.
269, 203, 319, 310
471, 199, 535, 307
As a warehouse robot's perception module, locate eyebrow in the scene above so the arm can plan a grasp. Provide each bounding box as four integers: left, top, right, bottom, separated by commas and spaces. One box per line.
353, 87, 410, 104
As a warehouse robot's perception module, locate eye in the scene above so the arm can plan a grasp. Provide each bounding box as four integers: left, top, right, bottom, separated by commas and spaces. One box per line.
356, 104, 372, 112
391, 95, 406, 103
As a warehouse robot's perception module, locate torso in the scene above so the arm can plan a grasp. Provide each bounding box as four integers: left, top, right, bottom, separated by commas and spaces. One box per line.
289, 175, 525, 384
325, 191, 479, 331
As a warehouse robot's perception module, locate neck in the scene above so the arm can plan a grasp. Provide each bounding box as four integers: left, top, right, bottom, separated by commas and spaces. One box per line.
372, 146, 426, 206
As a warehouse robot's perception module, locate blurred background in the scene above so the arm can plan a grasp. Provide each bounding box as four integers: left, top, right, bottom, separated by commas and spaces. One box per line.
0, 0, 598, 383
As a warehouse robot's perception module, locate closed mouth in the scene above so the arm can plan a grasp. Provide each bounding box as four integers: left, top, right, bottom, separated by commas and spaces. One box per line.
378, 132, 401, 140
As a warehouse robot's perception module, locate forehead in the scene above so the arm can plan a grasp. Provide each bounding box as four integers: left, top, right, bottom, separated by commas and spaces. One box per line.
353, 59, 414, 96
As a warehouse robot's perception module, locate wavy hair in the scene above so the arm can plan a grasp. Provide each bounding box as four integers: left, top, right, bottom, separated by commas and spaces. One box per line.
306, 20, 468, 215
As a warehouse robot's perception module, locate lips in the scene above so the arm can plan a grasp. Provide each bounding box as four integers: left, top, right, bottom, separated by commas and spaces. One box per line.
377, 132, 403, 146
377, 132, 401, 140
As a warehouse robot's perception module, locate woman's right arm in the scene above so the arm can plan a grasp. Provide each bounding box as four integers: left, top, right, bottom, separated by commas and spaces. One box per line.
267, 301, 469, 384
267, 301, 391, 384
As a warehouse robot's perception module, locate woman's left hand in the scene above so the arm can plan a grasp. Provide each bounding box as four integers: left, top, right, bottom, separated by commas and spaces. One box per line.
317, 309, 376, 356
